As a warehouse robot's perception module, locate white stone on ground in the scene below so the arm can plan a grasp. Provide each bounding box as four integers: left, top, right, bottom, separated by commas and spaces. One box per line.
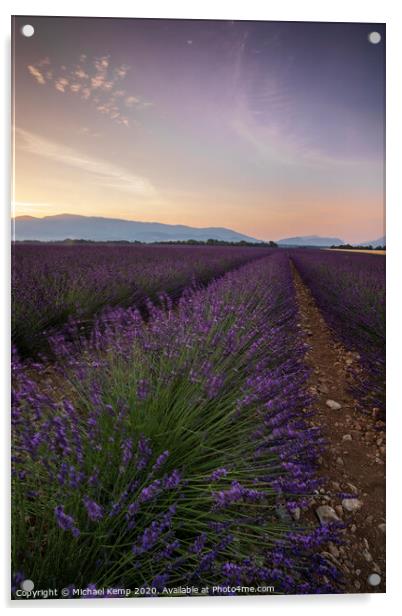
316, 505, 340, 525
342, 498, 363, 512
326, 399, 342, 410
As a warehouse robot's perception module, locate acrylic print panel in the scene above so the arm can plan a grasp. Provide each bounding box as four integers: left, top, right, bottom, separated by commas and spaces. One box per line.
11, 16, 385, 600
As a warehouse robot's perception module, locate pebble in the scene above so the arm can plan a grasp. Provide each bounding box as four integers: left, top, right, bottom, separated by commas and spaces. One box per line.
275, 504, 292, 522
321, 551, 341, 567
336, 457, 344, 466
342, 498, 363, 513
326, 399, 342, 410
316, 505, 340, 525
368, 573, 381, 587
328, 543, 340, 558
363, 549, 373, 562
291, 507, 301, 521
378, 523, 386, 533
342, 434, 352, 441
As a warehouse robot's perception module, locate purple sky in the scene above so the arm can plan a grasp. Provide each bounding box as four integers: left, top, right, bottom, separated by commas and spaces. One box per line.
13, 17, 385, 242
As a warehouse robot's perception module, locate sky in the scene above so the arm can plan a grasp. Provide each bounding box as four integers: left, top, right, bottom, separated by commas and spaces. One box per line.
12, 17, 385, 243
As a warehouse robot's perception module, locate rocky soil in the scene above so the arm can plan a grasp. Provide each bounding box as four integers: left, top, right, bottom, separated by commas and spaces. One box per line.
292, 262, 385, 593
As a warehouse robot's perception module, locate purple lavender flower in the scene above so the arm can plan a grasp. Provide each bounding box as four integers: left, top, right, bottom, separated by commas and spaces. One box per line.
138, 479, 162, 503
209, 467, 228, 481
189, 532, 207, 554
83, 496, 103, 522
120, 438, 133, 469
136, 435, 152, 471
54, 505, 80, 537
164, 469, 181, 489
152, 450, 169, 472
151, 573, 169, 591
136, 379, 149, 401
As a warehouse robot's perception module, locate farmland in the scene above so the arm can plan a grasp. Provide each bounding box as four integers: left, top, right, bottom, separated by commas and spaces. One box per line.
12, 244, 275, 356
11, 244, 385, 596
292, 250, 385, 415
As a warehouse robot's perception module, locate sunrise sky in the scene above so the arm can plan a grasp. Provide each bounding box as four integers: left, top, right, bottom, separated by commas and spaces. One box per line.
12, 17, 385, 243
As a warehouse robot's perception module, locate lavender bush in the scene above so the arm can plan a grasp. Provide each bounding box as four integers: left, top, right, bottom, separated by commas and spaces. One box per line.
12, 252, 339, 596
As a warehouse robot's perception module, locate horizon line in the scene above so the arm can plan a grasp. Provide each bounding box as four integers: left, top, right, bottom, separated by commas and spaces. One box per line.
11, 211, 385, 244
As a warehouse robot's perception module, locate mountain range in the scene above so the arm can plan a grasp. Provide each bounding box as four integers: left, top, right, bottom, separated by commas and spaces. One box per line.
12, 214, 383, 247
356, 236, 385, 248
13, 214, 260, 244
276, 235, 345, 247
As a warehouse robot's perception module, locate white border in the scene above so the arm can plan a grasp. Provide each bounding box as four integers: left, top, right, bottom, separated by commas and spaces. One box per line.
2, 1, 401, 613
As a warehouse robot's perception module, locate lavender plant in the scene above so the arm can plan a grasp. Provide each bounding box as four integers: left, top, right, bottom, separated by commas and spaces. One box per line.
12, 253, 339, 597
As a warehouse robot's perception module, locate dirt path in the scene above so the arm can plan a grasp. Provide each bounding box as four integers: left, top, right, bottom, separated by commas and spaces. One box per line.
291, 261, 385, 593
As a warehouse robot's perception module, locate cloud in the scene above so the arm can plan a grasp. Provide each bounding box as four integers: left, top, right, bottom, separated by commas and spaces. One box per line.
16, 128, 157, 198
26, 55, 152, 126
125, 96, 139, 108
77, 127, 101, 138
225, 32, 358, 168
27, 65, 45, 85
55, 77, 69, 93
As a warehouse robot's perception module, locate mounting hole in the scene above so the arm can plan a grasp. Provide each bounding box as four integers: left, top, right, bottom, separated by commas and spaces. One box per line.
21, 24, 35, 38
368, 31, 381, 45
20, 579, 34, 592
368, 573, 381, 586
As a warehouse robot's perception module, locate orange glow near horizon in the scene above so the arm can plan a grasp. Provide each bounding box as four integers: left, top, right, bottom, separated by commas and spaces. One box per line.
12, 192, 384, 244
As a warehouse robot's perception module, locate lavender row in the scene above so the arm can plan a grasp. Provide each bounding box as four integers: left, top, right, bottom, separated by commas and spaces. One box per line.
291, 250, 385, 414
12, 243, 273, 355
12, 252, 340, 597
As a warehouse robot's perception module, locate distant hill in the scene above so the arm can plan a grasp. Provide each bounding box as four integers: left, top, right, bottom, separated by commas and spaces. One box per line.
12, 214, 262, 244
355, 236, 385, 248
277, 235, 344, 247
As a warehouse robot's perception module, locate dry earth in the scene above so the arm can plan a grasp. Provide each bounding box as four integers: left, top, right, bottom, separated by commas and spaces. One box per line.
291, 261, 385, 594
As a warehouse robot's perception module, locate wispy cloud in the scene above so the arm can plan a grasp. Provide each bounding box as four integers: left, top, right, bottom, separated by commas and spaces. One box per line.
77, 126, 101, 138
16, 128, 157, 198
224, 29, 359, 168
26, 54, 152, 126
27, 65, 46, 85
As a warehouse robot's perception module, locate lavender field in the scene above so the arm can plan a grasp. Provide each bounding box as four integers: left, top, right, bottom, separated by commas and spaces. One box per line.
11, 245, 385, 596
12, 244, 273, 355
292, 250, 385, 415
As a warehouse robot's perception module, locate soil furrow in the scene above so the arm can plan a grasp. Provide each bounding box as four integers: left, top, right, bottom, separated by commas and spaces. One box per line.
291, 259, 385, 593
